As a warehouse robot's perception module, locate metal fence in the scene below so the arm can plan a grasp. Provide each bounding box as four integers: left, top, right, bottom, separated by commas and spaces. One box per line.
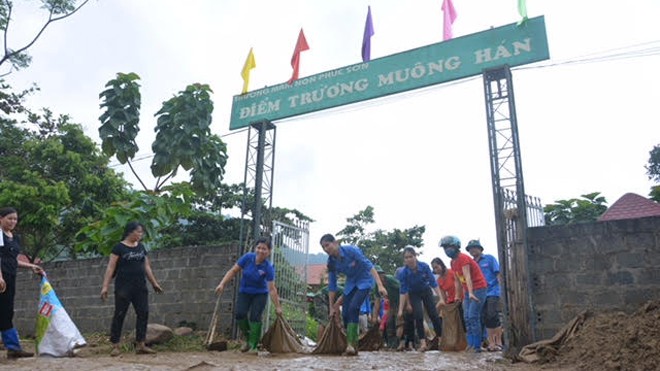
265, 220, 310, 337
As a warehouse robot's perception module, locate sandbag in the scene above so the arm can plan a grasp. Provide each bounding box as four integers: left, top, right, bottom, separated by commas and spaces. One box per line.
518, 310, 589, 363
439, 302, 467, 351
312, 314, 346, 354
261, 313, 304, 353
36, 275, 86, 357
358, 324, 382, 351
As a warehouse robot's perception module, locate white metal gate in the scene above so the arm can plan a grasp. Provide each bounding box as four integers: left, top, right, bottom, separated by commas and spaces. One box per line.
265, 220, 310, 336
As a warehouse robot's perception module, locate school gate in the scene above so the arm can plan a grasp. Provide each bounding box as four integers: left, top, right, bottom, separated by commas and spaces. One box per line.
233, 17, 550, 353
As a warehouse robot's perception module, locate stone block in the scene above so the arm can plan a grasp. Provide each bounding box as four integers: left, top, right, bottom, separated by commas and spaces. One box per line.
584, 254, 613, 271
622, 289, 655, 309
558, 290, 586, 306
593, 235, 627, 254
624, 231, 654, 249
537, 241, 565, 257
615, 252, 647, 269
575, 272, 604, 285
593, 289, 623, 308
606, 271, 635, 285
634, 267, 660, 285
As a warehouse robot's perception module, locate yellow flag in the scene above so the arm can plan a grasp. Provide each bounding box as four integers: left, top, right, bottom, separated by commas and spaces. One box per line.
241, 48, 256, 94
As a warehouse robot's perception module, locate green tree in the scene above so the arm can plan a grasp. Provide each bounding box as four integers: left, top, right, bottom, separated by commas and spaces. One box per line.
75, 184, 194, 256
543, 192, 608, 226
99, 73, 228, 195
336, 206, 425, 274
646, 144, 660, 202
0, 84, 129, 261
646, 144, 660, 183
335, 206, 375, 245
0, 0, 90, 74
88, 73, 231, 255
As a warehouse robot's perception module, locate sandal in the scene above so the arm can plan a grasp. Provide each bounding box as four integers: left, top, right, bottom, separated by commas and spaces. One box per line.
488, 345, 503, 352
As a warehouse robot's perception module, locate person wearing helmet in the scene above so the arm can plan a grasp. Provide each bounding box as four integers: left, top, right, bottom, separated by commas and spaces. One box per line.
466, 239, 503, 352
320, 233, 387, 356
397, 246, 444, 352
440, 235, 488, 352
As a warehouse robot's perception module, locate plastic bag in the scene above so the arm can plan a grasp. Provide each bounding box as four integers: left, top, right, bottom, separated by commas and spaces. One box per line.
35, 275, 86, 357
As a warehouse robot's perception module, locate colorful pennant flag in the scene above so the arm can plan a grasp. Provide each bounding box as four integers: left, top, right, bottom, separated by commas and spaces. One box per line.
241, 48, 256, 94
442, 0, 457, 41
518, 0, 528, 24
288, 28, 310, 85
362, 6, 375, 62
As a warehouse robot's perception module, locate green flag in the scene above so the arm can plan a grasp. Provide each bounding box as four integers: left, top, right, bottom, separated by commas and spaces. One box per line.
518, 0, 528, 24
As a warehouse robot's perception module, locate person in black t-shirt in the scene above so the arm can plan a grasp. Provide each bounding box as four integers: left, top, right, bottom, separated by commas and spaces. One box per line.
101, 221, 163, 357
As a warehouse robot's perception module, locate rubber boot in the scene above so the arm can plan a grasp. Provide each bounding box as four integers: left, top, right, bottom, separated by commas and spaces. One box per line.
238, 319, 250, 352
248, 322, 262, 353
2, 328, 33, 358
343, 323, 359, 356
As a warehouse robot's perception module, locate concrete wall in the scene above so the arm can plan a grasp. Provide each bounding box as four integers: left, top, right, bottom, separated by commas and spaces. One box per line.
13, 244, 239, 338
528, 216, 660, 340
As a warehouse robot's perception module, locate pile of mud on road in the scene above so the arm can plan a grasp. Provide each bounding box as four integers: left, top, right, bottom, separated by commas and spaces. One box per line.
522, 300, 660, 371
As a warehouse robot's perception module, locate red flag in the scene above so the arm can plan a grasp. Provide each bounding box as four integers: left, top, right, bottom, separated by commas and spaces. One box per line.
288, 28, 309, 85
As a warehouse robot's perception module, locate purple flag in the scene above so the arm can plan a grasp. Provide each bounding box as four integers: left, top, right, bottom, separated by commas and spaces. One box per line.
361, 6, 374, 62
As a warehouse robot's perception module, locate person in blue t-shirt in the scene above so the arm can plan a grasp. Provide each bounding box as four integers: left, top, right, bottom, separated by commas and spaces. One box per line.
215, 237, 283, 353
466, 239, 503, 352
397, 246, 444, 352
320, 233, 387, 356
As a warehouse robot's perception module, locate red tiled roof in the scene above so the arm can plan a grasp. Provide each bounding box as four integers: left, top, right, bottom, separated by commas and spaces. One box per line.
306, 264, 327, 285
598, 193, 660, 221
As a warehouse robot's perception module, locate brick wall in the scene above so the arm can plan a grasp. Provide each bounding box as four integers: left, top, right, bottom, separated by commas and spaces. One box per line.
13, 244, 239, 338
528, 216, 660, 340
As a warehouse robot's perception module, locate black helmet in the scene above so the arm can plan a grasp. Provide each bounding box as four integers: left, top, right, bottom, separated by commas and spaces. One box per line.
465, 239, 483, 251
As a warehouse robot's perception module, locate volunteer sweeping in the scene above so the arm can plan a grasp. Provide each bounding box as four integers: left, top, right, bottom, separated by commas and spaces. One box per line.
320, 233, 387, 356
215, 237, 283, 353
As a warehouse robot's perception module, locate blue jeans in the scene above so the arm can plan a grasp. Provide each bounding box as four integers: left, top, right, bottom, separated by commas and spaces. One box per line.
463, 287, 487, 350
342, 288, 371, 325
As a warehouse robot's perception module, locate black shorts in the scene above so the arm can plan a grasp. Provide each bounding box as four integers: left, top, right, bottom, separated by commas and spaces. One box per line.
482, 296, 501, 329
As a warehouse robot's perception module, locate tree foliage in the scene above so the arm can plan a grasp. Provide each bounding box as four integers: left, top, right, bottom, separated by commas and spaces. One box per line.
543, 192, 608, 226
0, 82, 128, 261
646, 144, 660, 183
335, 206, 425, 274
0, 0, 91, 75
75, 183, 195, 255
99, 73, 228, 196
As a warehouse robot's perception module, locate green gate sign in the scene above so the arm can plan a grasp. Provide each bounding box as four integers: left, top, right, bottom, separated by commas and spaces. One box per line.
229, 16, 549, 130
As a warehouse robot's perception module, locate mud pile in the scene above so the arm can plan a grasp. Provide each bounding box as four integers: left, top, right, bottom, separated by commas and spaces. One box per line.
554, 300, 660, 371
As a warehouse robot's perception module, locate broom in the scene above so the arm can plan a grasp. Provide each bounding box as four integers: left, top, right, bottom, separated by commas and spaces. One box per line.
205, 295, 227, 351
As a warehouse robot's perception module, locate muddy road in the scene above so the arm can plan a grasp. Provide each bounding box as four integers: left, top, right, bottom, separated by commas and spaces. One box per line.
1, 349, 575, 371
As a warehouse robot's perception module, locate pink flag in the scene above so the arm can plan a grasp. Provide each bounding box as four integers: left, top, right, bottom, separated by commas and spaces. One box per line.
288, 28, 310, 85
442, 0, 457, 41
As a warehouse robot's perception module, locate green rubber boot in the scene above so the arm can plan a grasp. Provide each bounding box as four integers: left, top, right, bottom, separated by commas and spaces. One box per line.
344, 323, 359, 356
248, 321, 262, 353
238, 319, 250, 352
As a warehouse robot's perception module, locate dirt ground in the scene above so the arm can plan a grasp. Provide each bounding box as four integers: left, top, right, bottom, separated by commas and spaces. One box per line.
0, 348, 575, 371
544, 300, 660, 371
3, 300, 657, 371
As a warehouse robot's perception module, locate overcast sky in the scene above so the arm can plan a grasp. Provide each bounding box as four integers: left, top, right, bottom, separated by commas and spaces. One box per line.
8, 0, 660, 266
